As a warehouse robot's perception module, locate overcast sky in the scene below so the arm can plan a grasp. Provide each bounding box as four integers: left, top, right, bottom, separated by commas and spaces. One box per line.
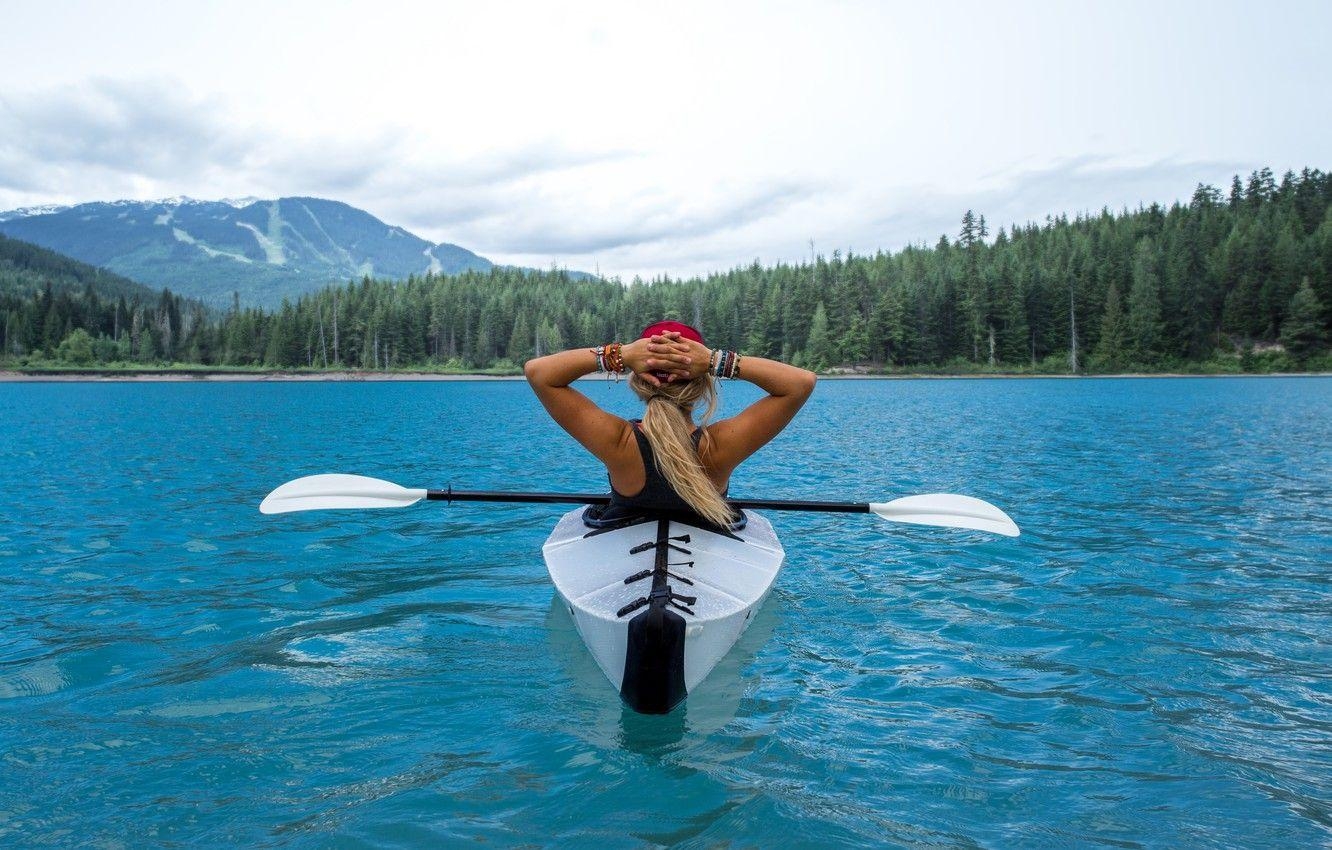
1, 0, 1328, 280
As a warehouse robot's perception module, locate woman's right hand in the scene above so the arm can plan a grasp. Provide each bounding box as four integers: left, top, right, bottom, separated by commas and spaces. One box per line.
623, 335, 690, 384
668, 334, 714, 381
640, 332, 714, 382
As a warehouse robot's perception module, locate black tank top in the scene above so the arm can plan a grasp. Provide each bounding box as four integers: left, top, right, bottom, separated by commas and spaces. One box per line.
608, 421, 705, 514
584, 421, 743, 530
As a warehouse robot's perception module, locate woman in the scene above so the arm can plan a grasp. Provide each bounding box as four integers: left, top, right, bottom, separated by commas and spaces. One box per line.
524, 321, 816, 528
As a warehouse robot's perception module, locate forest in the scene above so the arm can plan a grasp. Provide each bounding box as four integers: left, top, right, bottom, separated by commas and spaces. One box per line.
3, 168, 1329, 373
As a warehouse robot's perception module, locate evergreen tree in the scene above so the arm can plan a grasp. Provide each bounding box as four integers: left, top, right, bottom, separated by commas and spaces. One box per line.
1229, 175, 1244, 209
1094, 283, 1126, 370
5, 311, 27, 356
869, 285, 906, 364
507, 312, 534, 362
842, 313, 870, 363
1126, 239, 1164, 362
805, 302, 833, 370
1279, 280, 1326, 362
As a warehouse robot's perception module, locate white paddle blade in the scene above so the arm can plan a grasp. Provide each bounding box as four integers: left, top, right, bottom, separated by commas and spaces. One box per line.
259, 474, 428, 514
869, 494, 1020, 537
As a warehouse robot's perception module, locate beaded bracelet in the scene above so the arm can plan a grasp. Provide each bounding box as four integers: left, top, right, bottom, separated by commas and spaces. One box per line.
606, 341, 624, 374
590, 345, 607, 372
711, 349, 741, 379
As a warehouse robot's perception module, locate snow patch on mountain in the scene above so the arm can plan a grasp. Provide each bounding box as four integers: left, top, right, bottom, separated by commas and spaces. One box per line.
424, 245, 442, 274
236, 221, 286, 265
294, 200, 355, 270
171, 226, 254, 264
0, 204, 71, 221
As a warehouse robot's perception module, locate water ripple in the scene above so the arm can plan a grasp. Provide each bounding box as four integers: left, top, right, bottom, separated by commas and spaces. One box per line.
1, 377, 1330, 847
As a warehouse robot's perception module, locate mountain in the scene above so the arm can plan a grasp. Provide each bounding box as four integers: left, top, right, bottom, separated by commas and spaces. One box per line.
0, 197, 495, 308
0, 232, 168, 303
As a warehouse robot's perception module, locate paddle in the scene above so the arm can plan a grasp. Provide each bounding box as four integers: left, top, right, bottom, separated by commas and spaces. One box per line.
260, 473, 1020, 537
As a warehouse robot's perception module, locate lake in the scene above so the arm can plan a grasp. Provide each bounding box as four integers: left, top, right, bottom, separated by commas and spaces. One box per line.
1, 376, 1329, 847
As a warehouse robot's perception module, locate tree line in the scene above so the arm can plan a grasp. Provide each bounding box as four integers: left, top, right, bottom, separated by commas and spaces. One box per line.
3, 167, 1330, 372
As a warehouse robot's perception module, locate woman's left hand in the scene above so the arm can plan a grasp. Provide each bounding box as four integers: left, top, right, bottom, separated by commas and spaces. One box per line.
669, 334, 714, 381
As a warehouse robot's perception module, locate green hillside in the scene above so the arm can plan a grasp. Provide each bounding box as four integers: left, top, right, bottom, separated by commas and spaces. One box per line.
1, 233, 213, 364
0, 233, 161, 301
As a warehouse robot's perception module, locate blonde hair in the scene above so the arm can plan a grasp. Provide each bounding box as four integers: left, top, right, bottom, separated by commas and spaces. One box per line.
629, 372, 733, 528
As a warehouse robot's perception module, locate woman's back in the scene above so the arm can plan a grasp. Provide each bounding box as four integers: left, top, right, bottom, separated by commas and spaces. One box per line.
525, 321, 816, 527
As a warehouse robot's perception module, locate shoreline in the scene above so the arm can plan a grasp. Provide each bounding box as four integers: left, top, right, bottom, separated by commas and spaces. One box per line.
3, 369, 1329, 383
0, 369, 528, 382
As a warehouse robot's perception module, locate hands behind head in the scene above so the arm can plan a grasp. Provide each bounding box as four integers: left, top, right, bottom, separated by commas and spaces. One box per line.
623, 332, 712, 386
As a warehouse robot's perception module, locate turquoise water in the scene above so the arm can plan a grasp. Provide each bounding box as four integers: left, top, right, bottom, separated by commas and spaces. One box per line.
2, 376, 1329, 848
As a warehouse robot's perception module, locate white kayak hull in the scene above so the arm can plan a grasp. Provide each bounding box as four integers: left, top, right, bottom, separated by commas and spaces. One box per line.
542, 507, 785, 713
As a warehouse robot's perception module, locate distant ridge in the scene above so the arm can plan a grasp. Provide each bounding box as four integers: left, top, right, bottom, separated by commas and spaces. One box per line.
0, 232, 172, 303
0, 196, 499, 308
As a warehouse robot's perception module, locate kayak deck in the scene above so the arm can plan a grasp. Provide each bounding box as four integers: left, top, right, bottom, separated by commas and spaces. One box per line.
543, 507, 784, 713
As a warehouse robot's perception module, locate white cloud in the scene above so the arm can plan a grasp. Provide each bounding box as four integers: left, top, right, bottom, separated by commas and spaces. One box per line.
1, 0, 1328, 280
0, 79, 247, 193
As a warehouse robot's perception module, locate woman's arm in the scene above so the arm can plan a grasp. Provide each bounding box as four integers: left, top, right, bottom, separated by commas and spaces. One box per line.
653, 333, 816, 471
705, 353, 817, 471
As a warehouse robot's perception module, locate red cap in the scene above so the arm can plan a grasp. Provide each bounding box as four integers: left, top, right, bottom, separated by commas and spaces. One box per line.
639, 321, 704, 344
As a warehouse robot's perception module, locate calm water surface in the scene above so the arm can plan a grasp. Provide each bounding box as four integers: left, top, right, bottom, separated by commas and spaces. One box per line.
1, 376, 1329, 848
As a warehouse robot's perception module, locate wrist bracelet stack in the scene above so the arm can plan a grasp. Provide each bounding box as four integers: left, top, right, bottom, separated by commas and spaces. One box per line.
591, 342, 625, 375
709, 348, 742, 379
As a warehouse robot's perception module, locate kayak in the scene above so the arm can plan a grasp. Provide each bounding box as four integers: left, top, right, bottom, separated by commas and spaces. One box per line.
542, 507, 785, 714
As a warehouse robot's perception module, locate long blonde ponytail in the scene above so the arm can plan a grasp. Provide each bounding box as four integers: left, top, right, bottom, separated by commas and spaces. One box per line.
629, 373, 733, 528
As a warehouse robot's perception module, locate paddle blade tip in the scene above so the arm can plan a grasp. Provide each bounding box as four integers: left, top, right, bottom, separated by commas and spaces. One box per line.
258, 474, 426, 514
870, 494, 1020, 537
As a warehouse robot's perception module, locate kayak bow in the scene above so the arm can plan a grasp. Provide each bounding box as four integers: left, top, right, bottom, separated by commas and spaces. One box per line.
542, 509, 784, 713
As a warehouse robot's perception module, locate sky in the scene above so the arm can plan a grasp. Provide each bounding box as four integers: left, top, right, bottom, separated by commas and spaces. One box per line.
1, 0, 1328, 280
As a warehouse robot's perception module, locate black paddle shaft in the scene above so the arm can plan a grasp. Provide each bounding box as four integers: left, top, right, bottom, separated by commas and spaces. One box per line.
425, 489, 872, 513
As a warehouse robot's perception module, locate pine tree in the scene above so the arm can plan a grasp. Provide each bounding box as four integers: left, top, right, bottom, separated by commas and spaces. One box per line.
805, 301, 832, 370
869, 286, 907, 365
1127, 239, 1164, 363
1312, 209, 1332, 327
1279, 280, 1326, 362
1094, 283, 1126, 370
1229, 175, 1244, 209
842, 313, 870, 363
508, 312, 533, 362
